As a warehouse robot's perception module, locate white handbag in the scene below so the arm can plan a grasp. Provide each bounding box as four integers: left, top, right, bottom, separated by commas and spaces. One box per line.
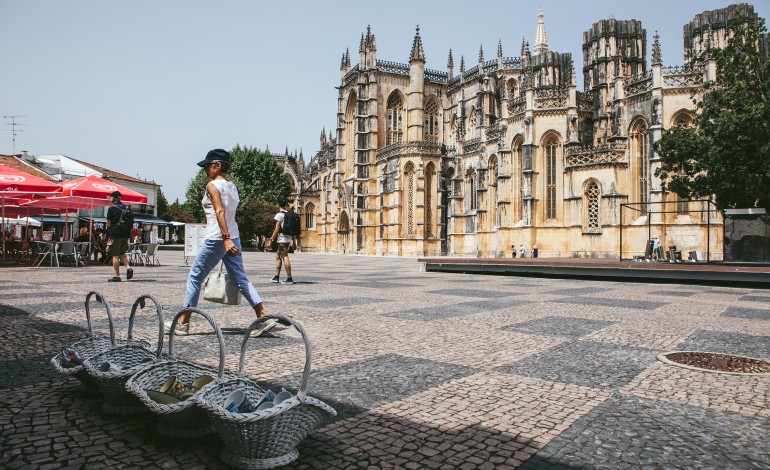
203, 262, 242, 305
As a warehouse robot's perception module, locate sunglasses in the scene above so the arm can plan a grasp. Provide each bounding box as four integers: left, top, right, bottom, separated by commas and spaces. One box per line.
205, 160, 221, 169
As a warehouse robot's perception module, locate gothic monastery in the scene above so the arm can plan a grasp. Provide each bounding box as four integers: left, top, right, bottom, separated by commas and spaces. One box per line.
287, 3, 763, 258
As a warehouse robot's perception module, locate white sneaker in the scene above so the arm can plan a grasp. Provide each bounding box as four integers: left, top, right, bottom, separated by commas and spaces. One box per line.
165, 320, 190, 336
250, 319, 278, 337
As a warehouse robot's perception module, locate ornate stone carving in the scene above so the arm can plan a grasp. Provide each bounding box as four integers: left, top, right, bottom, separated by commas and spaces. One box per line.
564, 142, 628, 169
662, 64, 704, 87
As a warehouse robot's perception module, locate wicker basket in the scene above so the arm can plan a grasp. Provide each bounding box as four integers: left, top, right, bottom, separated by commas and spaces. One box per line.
50, 291, 150, 390
125, 307, 235, 438
196, 314, 336, 469
82, 295, 166, 415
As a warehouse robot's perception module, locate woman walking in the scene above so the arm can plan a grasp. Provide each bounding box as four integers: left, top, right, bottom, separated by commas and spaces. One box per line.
166, 148, 276, 336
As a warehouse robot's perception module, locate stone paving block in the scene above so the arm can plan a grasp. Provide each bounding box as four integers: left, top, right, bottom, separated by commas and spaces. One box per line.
519, 394, 770, 470
621, 361, 770, 418
543, 286, 612, 296
581, 321, 694, 351
290, 297, 390, 309
550, 296, 669, 311
388, 298, 533, 321
0, 304, 32, 317
720, 306, 770, 321
739, 294, 770, 303
501, 316, 616, 338
496, 340, 659, 390
427, 288, 524, 298
676, 330, 770, 360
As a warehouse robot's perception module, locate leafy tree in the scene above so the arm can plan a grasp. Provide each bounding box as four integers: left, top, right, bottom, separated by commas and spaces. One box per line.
182, 145, 294, 239
654, 16, 770, 210
164, 199, 195, 223
156, 187, 169, 220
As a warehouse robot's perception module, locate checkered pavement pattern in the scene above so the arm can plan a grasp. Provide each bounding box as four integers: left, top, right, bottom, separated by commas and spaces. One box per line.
0, 252, 768, 469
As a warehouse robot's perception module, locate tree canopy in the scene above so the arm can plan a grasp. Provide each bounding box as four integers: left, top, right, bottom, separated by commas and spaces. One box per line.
654, 16, 770, 210
183, 145, 295, 241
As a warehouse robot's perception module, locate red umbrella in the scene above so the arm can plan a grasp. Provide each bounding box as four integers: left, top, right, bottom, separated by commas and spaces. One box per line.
0, 164, 62, 259
60, 175, 147, 203
22, 175, 148, 241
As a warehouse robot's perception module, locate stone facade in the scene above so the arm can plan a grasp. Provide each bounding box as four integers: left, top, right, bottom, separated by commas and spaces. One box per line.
298, 4, 763, 259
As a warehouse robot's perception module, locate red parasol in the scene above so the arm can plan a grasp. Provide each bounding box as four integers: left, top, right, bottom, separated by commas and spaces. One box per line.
60, 175, 147, 203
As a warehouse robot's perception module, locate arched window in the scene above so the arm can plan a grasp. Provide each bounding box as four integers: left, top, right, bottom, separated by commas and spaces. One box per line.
585, 180, 600, 231
630, 119, 649, 215
425, 162, 435, 238
387, 92, 404, 145
466, 168, 477, 211
345, 92, 357, 177
404, 162, 416, 236
424, 98, 440, 144
304, 203, 315, 229
488, 155, 498, 227
545, 138, 559, 220
671, 112, 693, 215
506, 78, 519, 98
467, 107, 477, 137
513, 136, 524, 222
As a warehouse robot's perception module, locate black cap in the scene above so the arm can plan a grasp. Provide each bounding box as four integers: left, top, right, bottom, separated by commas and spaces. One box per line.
109, 191, 122, 199
197, 148, 231, 167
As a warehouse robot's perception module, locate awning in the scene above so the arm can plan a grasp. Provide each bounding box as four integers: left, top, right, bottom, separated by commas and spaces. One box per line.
31, 215, 71, 224
79, 215, 169, 225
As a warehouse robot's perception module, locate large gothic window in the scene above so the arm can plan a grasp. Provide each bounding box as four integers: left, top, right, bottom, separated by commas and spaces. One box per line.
630, 119, 649, 215
387, 92, 404, 145
506, 78, 519, 98
466, 168, 478, 211
545, 138, 558, 220
488, 155, 498, 227
424, 98, 440, 144
304, 203, 315, 229
513, 136, 524, 222
585, 180, 600, 231
404, 162, 415, 236
673, 112, 693, 215
425, 162, 435, 238
467, 107, 476, 139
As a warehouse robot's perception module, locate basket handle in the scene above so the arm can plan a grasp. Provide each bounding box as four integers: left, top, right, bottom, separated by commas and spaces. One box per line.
240, 314, 312, 401
127, 294, 165, 358
167, 307, 226, 379
84, 291, 117, 348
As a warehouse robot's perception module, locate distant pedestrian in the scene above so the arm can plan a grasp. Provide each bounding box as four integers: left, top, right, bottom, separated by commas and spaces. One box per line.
106, 191, 133, 282
270, 196, 298, 284
532, 244, 539, 258
511, 244, 517, 258
519, 243, 526, 258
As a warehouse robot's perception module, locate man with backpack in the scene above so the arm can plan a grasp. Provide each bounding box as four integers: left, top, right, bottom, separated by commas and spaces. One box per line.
270, 195, 298, 284
105, 191, 134, 282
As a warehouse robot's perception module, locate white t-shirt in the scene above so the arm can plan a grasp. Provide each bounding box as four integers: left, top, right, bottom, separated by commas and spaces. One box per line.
202, 179, 240, 240
274, 211, 293, 244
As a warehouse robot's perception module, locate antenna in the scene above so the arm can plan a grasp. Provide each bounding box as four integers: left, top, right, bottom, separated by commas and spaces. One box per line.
2, 115, 28, 155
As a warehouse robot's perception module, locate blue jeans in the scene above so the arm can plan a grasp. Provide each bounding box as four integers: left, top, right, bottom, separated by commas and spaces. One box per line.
184, 238, 262, 308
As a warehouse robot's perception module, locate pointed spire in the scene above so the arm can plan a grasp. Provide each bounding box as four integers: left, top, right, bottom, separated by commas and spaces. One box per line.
340, 51, 346, 70
410, 25, 425, 62
460, 55, 465, 76
345, 48, 351, 68
359, 32, 365, 53
534, 9, 549, 55
652, 31, 662, 65
447, 48, 454, 68
478, 45, 484, 64
521, 36, 528, 57
497, 39, 503, 59
365, 25, 376, 51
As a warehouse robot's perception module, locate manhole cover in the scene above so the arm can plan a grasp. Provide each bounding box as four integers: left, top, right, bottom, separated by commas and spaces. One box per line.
658, 351, 770, 375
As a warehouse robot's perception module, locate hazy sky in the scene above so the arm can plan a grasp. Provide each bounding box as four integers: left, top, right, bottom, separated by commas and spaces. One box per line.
2, 1, 767, 203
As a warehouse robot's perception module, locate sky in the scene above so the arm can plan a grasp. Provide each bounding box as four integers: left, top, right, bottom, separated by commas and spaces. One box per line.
2, 1, 768, 204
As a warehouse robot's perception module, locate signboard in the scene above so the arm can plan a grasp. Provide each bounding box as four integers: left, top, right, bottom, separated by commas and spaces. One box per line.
184, 224, 207, 264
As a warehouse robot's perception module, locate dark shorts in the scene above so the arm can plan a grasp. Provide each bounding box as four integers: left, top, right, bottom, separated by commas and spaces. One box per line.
106, 238, 129, 257
276, 243, 291, 257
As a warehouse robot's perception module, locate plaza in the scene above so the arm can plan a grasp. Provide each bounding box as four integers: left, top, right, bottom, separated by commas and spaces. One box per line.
0, 252, 769, 469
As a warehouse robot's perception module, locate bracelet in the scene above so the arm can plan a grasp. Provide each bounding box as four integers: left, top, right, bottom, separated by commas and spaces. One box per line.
222, 233, 230, 240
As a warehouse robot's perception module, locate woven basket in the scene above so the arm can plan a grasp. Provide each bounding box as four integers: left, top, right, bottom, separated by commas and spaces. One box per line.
82, 295, 166, 415
50, 291, 150, 390
125, 307, 234, 438
196, 314, 336, 469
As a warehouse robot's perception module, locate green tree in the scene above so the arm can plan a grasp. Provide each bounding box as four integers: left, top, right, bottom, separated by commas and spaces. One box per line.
182, 145, 294, 239
165, 199, 195, 223
156, 187, 169, 220
654, 16, 770, 210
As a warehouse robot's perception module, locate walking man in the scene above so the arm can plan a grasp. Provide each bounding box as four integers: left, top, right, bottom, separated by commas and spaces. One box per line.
270, 196, 297, 284
106, 191, 134, 282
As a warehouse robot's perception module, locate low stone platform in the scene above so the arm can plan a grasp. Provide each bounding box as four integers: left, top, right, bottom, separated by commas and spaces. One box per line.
420, 257, 770, 288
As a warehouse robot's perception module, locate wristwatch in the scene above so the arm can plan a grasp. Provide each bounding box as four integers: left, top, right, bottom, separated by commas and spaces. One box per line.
223, 233, 230, 240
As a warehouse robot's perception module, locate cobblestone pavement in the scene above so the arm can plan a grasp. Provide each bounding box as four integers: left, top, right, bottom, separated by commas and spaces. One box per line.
1, 252, 769, 469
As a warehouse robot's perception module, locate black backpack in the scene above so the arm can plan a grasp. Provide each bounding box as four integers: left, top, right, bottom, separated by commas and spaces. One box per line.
280, 210, 301, 237
115, 205, 134, 235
